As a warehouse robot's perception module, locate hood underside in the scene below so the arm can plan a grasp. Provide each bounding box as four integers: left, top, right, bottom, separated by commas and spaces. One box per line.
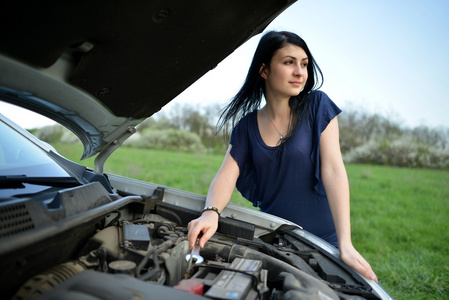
0, 0, 295, 160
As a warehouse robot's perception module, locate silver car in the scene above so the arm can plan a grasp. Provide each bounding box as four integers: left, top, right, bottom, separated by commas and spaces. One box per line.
0, 1, 392, 299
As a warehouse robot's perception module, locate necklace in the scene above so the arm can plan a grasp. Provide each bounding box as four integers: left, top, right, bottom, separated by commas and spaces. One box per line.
270, 119, 286, 140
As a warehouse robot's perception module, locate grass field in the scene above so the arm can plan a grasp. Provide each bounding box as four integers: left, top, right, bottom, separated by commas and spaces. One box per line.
54, 144, 449, 299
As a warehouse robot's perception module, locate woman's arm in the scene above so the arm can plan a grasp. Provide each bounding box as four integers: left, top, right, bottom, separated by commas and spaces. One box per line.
320, 117, 378, 282
187, 145, 240, 249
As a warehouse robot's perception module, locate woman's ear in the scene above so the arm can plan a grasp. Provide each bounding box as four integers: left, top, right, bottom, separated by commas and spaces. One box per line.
259, 64, 268, 79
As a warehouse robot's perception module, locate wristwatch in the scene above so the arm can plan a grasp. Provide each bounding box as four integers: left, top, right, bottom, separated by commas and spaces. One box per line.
201, 206, 220, 216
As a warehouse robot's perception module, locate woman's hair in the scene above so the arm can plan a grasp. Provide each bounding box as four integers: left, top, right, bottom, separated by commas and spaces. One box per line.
218, 30, 323, 144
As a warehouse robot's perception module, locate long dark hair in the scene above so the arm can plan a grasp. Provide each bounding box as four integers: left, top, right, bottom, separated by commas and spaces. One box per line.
218, 31, 323, 145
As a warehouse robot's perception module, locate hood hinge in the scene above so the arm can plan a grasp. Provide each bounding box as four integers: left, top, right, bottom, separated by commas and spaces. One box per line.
94, 126, 136, 174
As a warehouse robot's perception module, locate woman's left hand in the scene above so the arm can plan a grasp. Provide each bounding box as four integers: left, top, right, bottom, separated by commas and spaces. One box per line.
340, 243, 378, 282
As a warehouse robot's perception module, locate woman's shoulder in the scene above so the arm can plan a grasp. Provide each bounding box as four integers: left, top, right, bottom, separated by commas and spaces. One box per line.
308, 90, 339, 109
308, 90, 331, 103
307, 90, 342, 120
232, 110, 258, 136
235, 110, 258, 127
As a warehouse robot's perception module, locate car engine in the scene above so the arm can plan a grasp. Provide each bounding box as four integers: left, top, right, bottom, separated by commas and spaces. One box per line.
1, 179, 382, 300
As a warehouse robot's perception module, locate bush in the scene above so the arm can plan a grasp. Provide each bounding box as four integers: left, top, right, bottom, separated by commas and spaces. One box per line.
60, 129, 79, 144
126, 128, 206, 153
34, 124, 78, 144
338, 110, 402, 154
343, 136, 449, 169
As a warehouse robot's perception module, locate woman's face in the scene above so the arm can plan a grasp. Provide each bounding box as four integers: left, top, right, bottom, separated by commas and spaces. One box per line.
260, 44, 308, 100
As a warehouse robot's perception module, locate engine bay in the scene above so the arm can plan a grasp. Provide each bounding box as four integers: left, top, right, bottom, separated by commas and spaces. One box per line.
1, 182, 382, 300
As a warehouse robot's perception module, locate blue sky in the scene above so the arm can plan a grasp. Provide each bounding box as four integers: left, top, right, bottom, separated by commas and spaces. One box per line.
2, 0, 449, 129
171, 0, 449, 128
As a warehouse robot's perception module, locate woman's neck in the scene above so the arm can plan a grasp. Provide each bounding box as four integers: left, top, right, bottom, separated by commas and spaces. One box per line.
263, 98, 291, 121
258, 100, 291, 145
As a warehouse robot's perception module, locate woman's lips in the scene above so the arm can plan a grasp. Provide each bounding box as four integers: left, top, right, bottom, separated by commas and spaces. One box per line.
289, 81, 303, 87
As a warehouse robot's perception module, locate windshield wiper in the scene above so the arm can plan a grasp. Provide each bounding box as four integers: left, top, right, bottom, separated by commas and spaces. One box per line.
0, 175, 80, 189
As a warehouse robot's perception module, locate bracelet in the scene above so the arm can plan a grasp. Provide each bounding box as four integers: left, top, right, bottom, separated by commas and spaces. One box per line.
202, 206, 221, 217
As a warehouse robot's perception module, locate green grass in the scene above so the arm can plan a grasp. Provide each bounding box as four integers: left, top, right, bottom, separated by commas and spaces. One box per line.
347, 165, 449, 299
57, 144, 252, 208
54, 144, 449, 299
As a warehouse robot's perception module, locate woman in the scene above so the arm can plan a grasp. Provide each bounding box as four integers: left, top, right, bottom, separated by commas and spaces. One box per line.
187, 31, 378, 281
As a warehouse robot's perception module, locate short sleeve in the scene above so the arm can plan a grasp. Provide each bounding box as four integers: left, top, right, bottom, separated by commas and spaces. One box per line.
309, 91, 342, 196
230, 112, 258, 206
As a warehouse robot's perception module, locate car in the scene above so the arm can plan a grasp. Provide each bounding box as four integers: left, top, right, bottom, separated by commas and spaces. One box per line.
0, 1, 392, 299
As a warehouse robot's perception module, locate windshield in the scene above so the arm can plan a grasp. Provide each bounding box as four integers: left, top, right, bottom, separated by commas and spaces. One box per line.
0, 120, 70, 178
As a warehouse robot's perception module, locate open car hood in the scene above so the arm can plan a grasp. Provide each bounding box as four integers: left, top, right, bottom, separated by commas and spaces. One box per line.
0, 0, 295, 163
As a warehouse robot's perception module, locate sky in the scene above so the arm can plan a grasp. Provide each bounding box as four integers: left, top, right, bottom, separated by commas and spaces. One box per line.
1, 0, 449, 129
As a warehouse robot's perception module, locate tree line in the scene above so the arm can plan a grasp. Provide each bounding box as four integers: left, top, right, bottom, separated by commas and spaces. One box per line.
33, 103, 449, 170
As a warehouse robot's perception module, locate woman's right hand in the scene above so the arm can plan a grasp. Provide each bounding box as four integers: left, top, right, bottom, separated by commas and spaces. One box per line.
187, 210, 219, 249
187, 146, 238, 249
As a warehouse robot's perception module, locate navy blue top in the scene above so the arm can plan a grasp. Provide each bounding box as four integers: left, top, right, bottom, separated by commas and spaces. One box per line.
230, 91, 342, 247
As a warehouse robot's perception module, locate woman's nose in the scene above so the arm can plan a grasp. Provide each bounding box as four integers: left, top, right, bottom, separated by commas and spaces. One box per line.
293, 64, 304, 76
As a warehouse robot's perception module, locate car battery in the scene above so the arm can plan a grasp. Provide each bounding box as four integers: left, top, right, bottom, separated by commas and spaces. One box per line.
204, 258, 262, 300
